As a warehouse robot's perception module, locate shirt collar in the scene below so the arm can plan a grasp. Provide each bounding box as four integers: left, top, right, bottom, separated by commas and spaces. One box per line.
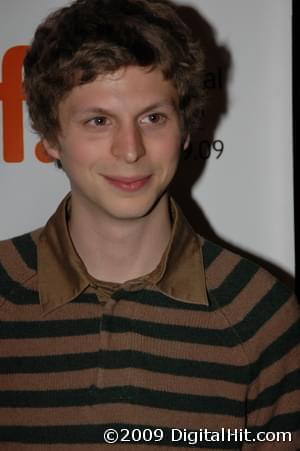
38, 193, 209, 314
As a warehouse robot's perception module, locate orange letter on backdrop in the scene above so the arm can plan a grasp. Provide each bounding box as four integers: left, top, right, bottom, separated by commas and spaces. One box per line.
0, 46, 54, 164
0, 46, 27, 162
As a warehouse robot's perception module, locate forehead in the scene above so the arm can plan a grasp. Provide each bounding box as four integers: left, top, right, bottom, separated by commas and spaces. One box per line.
60, 65, 179, 114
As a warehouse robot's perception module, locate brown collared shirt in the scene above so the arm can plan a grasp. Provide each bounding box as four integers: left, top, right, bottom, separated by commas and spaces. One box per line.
38, 194, 209, 313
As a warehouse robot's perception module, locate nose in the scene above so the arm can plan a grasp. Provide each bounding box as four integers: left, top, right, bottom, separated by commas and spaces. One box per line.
111, 122, 146, 163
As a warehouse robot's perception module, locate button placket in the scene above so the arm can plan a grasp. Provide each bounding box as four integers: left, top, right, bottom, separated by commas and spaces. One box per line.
95, 294, 117, 389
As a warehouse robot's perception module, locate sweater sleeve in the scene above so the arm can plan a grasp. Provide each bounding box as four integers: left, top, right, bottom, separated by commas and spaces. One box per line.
241, 276, 300, 450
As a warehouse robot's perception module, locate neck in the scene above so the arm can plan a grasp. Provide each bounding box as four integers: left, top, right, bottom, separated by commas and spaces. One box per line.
68, 194, 172, 283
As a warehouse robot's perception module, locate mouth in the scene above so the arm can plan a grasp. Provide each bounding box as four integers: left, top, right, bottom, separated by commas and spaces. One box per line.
103, 175, 152, 192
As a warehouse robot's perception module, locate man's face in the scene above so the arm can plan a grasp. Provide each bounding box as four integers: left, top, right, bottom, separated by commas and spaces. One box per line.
44, 66, 190, 221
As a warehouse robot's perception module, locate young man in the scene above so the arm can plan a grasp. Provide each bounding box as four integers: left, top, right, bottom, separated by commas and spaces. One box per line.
0, 0, 299, 449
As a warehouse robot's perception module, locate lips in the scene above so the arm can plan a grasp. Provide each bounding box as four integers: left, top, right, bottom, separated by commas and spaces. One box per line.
104, 175, 151, 183
103, 175, 152, 192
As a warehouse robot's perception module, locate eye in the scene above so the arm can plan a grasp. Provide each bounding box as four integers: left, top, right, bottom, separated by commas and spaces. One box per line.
141, 113, 167, 125
87, 116, 110, 127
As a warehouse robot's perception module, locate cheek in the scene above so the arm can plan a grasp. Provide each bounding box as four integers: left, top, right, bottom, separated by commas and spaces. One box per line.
60, 136, 101, 166
148, 127, 182, 155
155, 135, 182, 162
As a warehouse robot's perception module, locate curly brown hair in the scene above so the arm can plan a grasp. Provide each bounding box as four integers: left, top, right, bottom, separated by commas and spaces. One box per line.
24, 0, 205, 166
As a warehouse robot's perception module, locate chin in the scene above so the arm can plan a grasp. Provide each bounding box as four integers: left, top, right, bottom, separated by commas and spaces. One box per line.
103, 194, 160, 221
108, 204, 153, 221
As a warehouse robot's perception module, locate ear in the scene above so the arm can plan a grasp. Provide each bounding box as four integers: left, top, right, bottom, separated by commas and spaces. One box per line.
42, 138, 61, 160
183, 132, 191, 151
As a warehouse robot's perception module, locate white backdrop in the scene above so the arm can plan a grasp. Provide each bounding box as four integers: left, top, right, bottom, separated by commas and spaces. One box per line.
0, 0, 294, 276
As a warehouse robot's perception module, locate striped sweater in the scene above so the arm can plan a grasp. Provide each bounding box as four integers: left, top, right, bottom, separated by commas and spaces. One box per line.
0, 195, 299, 449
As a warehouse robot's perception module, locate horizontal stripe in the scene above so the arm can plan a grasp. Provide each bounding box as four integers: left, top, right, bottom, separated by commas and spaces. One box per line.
0, 303, 102, 327
0, 318, 100, 339
249, 411, 300, 433
103, 312, 298, 349
0, 282, 99, 309
0, 331, 248, 365
0, 350, 251, 383
0, 352, 97, 374
0, 385, 244, 416
0, 368, 95, 391
0, 403, 244, 431
0, 368, 245, 399
112, 288, 211, 310
98, 350, 250, 383
248, 369, 300, 412
103, 315, 239, 345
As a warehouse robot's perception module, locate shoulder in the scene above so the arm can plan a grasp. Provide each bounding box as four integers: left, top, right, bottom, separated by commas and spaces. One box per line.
0, 228, 43, 307
200, 237, 299, 360
201, 236, 294, 301
200, 236, 297, 325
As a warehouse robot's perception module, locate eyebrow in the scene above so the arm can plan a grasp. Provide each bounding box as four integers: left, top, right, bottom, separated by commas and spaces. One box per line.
73, 100, 178, 118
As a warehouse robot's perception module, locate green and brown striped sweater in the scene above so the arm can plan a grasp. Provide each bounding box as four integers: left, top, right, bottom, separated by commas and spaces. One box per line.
0, 199, 299, 449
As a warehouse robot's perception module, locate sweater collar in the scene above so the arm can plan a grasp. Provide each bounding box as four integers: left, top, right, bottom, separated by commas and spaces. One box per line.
38, 193, 209, 314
